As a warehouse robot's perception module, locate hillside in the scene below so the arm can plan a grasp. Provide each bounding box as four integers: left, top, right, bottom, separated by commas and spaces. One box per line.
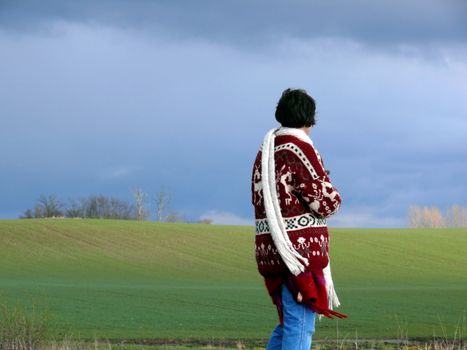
0, 219, 466, 341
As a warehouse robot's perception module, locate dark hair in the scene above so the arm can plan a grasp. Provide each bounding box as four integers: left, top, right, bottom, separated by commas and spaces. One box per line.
275, 88, 316, 128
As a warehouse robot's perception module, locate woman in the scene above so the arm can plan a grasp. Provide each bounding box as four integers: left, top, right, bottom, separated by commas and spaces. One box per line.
251, 88, 346, 350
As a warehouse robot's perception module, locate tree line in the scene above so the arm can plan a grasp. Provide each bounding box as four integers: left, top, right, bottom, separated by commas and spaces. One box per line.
408, 205, 467, 228
20, 189, 213, 223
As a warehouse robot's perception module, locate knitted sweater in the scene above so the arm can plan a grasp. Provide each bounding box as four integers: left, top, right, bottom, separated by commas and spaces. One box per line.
251, 127, 346, 320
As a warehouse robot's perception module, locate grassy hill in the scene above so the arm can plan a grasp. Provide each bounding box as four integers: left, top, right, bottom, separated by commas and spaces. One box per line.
0, 219, 466, 342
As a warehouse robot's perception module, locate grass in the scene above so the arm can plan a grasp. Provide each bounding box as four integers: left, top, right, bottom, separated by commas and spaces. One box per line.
0, 302, 50, 349
0, 219, 466, 343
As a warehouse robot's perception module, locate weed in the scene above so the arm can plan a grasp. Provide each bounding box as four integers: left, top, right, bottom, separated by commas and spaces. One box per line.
0, 302, 50, 350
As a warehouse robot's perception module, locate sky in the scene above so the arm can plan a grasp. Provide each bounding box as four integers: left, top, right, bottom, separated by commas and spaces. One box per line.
1, 0, 466, 227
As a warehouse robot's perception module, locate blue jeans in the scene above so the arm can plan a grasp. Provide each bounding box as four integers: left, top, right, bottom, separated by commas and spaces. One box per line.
266, 284, 316, 350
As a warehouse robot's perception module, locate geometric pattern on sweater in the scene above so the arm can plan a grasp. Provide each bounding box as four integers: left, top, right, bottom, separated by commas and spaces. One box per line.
255, 230, 329, 267
255, 213, 327, 235
275, 143, 318, 180
252, 134, 342, 219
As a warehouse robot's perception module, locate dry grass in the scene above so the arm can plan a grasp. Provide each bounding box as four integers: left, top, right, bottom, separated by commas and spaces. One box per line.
1, 338, 466, 350
0, 303, 49, 350
0, 301, 465, 350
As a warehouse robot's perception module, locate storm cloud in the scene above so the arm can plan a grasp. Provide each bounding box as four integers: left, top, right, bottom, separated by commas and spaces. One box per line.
2, 0, 467, 46
1, 1, 466, 226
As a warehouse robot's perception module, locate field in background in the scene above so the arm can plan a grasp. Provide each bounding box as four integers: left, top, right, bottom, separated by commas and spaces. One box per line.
0, 219, 466, 343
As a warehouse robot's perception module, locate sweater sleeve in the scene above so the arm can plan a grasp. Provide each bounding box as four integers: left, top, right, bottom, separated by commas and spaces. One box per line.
292, 142, 342, 218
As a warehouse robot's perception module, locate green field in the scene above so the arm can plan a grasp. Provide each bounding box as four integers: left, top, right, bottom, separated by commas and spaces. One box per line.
0, 219, 466, 343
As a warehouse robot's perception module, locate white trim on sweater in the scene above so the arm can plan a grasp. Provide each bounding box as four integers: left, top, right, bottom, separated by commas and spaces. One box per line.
275, 127, 314, 146
274, 143, 319, 180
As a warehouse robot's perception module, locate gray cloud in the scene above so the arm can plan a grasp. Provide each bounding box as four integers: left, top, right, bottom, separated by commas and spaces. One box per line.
1, 0, 466, 49
0, 4, 466, 226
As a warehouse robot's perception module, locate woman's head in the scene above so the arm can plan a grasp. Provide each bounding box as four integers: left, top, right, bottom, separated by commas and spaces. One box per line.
275, 88, 316, 128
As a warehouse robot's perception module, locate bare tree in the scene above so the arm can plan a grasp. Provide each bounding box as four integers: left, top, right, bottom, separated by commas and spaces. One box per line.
133, 187, 149, 221
155, 191, 170, 222
427, 207, 444, 228
66, 198, 85, 218
83, 195, 135, 219
61, 195, 136, 220
36, 194, 63, 218
445, 205, 467, 227
408, 206, 423, 228
21, 191, 191, 222
20, 208, 34, 219
34, 204, 45, 218
407, 205, 467, 228
166, 211, 186, 223
198, 218, 213, 224
21, 194, 137, 220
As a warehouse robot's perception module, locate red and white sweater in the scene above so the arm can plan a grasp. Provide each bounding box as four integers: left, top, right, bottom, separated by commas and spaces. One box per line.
251, 127, 346, 320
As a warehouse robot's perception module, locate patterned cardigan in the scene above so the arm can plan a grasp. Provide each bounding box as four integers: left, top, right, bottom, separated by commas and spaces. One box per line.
251, 128, 346, 320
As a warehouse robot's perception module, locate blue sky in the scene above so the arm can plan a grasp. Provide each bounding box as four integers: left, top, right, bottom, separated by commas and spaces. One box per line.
1, 0, 466, 227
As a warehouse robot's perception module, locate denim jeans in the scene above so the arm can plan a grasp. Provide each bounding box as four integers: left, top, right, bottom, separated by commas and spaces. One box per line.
266, 284, 316, 350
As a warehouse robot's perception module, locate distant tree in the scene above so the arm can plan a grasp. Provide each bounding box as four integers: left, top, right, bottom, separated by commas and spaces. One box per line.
36, 194, 63, 218
133, 187, 149, 221
445, 205, 467, 227
21, 190, 191, 221
20, 208, 34, 219
83, 195, 135, 219
166, 211, 186, 223
85, 196, 98, 218
408, 205, 467, 228
425, 207, 444, 228
34, 204, 45, 218
53, 195, 136, 220
408, 206, 423, 228
107, 197, 125, 219
198, 218, 213, 224
155, 191, 170, 222
65, 198, 85, 218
